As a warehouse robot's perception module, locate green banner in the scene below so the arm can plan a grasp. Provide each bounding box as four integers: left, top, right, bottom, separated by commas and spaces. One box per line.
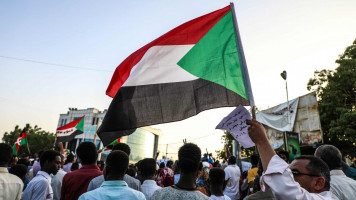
285, 132, 301, 162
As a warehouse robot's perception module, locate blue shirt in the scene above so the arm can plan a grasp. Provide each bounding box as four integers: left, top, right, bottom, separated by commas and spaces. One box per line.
79, 180, 145, 200
23, 171, 53, 200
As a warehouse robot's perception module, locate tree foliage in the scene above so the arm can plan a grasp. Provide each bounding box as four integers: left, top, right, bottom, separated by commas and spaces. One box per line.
307, 38, 356, 153
216, 131, 255, 160
2, 124, 55, 156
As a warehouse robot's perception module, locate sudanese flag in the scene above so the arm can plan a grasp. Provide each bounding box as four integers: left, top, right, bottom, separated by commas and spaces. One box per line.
98, 4, 254, 146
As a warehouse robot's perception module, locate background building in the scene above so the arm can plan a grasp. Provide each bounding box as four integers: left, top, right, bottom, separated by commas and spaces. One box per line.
57, 108, 161, 162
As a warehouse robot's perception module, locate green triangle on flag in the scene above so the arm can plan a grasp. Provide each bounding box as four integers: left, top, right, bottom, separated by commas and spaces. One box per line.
177, 11, 248, 100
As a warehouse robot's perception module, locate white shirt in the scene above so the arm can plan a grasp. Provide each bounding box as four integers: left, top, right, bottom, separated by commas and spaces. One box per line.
260, 155, 332, 200
0, 167, 24, 200
23, 171, 54, 200
224, 164, 241, 200
210, 194, 232, 200
51, 169, 67, 200
329, 169, 356, 200
141, 179, 161, 200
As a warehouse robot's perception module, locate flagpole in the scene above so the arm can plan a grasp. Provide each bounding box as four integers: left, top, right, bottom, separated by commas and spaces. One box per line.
230, 2, 256, 117
230, 3, 259, 156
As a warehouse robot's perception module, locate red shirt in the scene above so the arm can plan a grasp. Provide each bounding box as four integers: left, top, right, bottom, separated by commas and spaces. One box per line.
60, 164, 102, 200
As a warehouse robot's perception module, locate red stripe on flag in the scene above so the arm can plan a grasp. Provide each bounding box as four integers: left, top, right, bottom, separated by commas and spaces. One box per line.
106, 6, 231, 97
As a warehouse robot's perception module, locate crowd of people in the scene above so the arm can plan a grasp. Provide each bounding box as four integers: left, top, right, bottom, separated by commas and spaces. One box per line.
1, 119, 356, 199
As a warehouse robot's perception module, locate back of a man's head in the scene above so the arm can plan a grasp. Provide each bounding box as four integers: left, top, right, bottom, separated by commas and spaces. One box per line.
295, 155, 330, 190
9, 164, 28, 182
105, 150, 129, 180
178, 143, 201, 174
228, 155, 237, 165
112, 143, 131, 156
140, 158, 156, 179
209, 167, 225, 187
314, 144, 342, 170
76, 142, 98, 165
250, 154, 259, 166
0, 143, 13, 167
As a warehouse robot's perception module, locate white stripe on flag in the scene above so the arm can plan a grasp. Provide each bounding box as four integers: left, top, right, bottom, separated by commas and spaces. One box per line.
123, 45, 198, 87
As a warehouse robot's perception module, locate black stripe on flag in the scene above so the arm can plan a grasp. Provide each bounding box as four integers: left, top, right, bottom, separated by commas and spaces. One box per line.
98, 78, 248, 146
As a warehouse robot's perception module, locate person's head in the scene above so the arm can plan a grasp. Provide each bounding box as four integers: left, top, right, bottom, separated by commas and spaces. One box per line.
166, 160, 173, 169
250, 154, 259, 167
289, 155, 330, 193
9, 164, 27, 183
76, 142, 98, 165
9, 164, 27, 182
104, 150, 129, 181
209, 167, 227, 193
314, 144, 342, 170
17, 158, 30, 168
65, 153, 74, 165
159, 162, 165, 169
9, 155, 18, 167
0, 143, 13, 167
71, 162, 79, 171
112, 143, 131, 156
228, 155, 236, 165
278, 150, 290, 163
40, 150, 61, 175
140, 158, 157, 180
178, 143, 201, 175
212, 160, 221, 168
127, 166, 136, 177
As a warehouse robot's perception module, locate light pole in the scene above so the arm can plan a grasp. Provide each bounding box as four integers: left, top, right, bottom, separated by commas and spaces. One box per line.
280, 70, 291, 130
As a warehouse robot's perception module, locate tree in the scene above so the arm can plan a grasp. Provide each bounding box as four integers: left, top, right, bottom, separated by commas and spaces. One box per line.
307, 38, 356, 153
2, 124, 56, 156
216, 131, 255, 160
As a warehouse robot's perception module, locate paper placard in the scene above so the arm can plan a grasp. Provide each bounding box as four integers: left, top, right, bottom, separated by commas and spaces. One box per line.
216, 105, 255, 148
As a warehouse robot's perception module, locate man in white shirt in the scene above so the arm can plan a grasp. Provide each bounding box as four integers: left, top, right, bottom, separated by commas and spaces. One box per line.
247, 119, 332, 200
315, 144, 356, 199
0, 143, 24, 200
51, 154, 67, 200
23, 150, 61, 200
223, 155, 240, 200
140, 158, 161, 199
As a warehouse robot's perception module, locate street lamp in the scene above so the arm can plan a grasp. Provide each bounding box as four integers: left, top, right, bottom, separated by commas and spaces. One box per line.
280, 70, 291, 129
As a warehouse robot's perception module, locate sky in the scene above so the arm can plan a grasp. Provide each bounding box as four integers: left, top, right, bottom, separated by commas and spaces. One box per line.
1, 0, 355, 158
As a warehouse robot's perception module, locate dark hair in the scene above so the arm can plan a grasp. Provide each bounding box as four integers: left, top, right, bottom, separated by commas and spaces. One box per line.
106, 150, 129, 177
112, 143, 131, 156
71, 162, 79, 171
17, 158, 30, 167
213, 161, 221, 168
40, 150, 60, 168
76, 142, 98, 165
295, 155, 330, 190
278, 150, 290, 161
159, 162, 165, 169
209, 167, 225, 185
0, 143, 13, 166
9, 164, 27, 181
314, 145, 342, 170
140, 158, 156, 178
166, 160, 173, 169
228, 156, 237, 165
65, 154, 74, 164
178, 143, 201, 173
250, 154, 259, 166
127, 166, 136, 177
